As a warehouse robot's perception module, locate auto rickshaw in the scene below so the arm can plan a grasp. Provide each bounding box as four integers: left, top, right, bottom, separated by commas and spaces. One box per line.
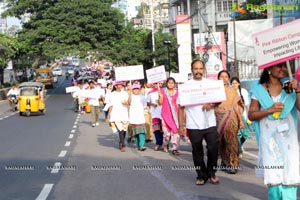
18, 82, 46, 117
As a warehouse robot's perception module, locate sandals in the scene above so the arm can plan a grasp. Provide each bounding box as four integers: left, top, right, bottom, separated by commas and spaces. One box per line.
195, 179, 206, 185
154, 145, 163, 151
164, 145, 169, 153
138, 147, 147, 151
120, 147, 126, 152
172, 150, 180, 155
209, 176, 220, 184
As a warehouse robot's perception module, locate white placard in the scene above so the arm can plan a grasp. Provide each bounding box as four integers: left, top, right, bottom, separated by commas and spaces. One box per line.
146, 65, 167, 84
178, 80, 226, 106
65, 86, 78, 93
170, 72, 188, 83
115, 65, 144, 81
252, 19, 300, 69
97, 79, 107, 85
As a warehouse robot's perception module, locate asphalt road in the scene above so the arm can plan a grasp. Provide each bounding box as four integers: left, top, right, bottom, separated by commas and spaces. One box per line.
0, 74, 298, 200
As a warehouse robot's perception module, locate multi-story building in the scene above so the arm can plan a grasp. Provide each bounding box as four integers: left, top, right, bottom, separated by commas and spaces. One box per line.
0, 3, 8, 34
112, 0, 142, 24
168, 0, 232, 42
139, 0, 170, 31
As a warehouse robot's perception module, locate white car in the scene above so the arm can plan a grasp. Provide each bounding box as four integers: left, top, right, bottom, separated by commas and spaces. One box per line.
52, 67, 63, 76
53, 74, 58, 83
67, 66, 75, 75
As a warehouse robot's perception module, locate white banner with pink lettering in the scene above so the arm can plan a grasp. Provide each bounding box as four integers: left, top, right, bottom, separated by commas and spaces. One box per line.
146, 65, 167, 84
252, 19, 300, 69
178, 80, 226, 106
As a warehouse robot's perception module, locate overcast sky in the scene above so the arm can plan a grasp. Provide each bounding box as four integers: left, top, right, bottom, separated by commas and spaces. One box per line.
7, 17, 21, 27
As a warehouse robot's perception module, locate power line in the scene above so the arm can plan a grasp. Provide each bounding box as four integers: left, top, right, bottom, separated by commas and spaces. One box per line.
199, 12, 254, 65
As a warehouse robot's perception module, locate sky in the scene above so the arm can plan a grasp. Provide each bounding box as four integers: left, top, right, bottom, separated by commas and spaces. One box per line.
7, 17, 21, 28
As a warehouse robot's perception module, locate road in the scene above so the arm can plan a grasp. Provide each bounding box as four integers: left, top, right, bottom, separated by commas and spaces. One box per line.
0, 74, 298, 200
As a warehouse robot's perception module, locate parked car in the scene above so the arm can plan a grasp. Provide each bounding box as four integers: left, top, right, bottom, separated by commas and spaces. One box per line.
67, 66, 75, 75
62, 60, 69, 66
52, 67, 62, 76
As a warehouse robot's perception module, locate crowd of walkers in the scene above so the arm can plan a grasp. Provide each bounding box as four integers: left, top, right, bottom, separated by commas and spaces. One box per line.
69, 59, 300, 200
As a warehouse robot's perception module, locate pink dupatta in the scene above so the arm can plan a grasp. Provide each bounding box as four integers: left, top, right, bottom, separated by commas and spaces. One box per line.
161, 88, 179, 133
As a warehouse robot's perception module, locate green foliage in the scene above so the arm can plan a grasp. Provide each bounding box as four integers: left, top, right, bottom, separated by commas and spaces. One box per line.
0, 34, 18, 68
153, 28, 178, 72
3, 82, 12, 88
1, 0, 178, 71
12, 0, 124, 60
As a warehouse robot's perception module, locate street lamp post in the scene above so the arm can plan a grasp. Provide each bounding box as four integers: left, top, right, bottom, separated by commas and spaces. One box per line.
164, 40, 171, 74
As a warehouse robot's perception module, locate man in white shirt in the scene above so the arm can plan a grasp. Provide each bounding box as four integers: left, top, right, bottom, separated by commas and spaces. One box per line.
7, 84, 19, 109
178, 60, 219, 185
86, 81, 105, 127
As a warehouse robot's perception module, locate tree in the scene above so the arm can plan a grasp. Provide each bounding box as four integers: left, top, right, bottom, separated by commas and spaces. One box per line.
0, 0, 178, 72
114, 23, 151, 66
1, 0, 125, 63
153, 26, 178, 73
0, 34, 18, 86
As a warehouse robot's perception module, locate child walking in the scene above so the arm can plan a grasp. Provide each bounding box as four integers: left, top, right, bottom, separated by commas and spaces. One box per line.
128, 83, 147, 151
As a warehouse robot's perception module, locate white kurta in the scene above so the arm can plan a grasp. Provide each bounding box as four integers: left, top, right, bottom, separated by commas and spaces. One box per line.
255, 94, 300, 185
129, 94, 146, 124
109, 91, 129, 122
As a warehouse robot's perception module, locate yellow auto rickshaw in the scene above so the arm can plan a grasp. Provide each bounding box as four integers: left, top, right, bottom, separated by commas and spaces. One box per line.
18, 82, 46, 117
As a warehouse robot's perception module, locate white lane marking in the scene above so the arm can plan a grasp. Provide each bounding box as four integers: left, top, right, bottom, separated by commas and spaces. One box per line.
73, 125, 77, 129
64, 141, 71, 147
35, 184, 54, 200
0, 118, 3, 120
3, 116, 9, 118
74, 121, 78, 125
71, 129, 76, 133
68, 134, 74, 139
50, 162, 61, 174
58, 150, 67, 158
244, 151, 258, 159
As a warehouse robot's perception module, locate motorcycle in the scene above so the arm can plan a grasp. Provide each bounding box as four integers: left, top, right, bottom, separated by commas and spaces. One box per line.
9, 94, 18, 112
65, 71, 70, 80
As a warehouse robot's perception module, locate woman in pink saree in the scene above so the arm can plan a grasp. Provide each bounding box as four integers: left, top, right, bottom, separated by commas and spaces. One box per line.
158, 77, 180, 155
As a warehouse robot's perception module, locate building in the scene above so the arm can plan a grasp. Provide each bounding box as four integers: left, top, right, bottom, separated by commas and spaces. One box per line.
138, 0, 170, 31
0, 3, 8, 34
168, 0, 232, 45
112, 0, 142, 23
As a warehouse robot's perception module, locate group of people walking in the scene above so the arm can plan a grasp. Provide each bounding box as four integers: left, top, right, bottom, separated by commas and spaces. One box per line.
105, 78, 181, 154
70, 59, 300, 199
178, 60, 300, 199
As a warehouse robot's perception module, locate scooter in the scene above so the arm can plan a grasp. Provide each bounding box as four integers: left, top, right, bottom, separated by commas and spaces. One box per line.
9, 95, 18, 112
65, 72, 70, 80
